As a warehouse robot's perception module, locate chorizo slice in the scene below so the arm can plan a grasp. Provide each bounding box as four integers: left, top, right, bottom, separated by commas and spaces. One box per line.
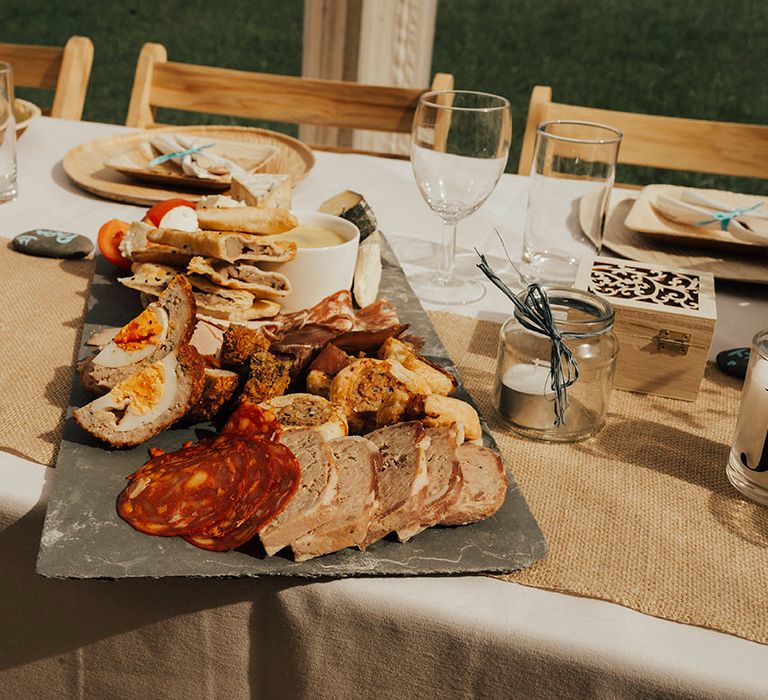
184, 440, 301, 552
222, 401, 282, 442
117, 435, 255, 537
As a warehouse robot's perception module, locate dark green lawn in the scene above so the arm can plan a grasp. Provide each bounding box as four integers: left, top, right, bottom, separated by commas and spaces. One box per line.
3, 0, 767, 190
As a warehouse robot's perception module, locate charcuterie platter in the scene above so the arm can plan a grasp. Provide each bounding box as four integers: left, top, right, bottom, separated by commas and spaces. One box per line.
37, 231, 546, 579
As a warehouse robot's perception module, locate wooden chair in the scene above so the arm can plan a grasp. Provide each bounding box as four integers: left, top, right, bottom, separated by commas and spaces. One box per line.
0, 36, 94, 120
126, 42, 454, 157
518, 85, 768, 181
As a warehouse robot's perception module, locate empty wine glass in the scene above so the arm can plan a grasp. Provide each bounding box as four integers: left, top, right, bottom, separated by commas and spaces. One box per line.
410, 90, 512, 304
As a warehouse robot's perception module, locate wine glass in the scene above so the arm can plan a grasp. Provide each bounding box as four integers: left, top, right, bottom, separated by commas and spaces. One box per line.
410, 90, 512, 304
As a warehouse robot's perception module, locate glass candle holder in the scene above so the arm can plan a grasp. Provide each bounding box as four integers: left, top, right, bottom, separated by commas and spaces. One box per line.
493, 288, 617, 442
726, 329, 768, 505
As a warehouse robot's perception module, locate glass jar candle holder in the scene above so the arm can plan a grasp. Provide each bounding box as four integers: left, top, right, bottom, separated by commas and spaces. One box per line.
493, 288, 617, 442
726, 329, 768, 506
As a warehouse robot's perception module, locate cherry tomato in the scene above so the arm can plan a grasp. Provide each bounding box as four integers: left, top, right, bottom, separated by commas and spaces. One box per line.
97, 219, 132, 270
145, 198, 196, 227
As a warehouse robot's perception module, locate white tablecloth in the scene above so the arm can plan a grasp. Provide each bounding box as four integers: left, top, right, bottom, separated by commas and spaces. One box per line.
2, 117, 767, 699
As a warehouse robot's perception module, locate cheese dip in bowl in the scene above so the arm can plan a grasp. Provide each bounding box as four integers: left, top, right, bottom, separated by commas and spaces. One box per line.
260, 211, 360, 312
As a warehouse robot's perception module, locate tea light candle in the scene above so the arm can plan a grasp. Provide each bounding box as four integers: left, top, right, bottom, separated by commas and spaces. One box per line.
731, 353, 768, 478
498, 360, 557, 429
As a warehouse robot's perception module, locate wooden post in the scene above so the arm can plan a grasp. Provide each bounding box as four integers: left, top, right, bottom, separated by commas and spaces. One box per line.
302, 0, 438, 154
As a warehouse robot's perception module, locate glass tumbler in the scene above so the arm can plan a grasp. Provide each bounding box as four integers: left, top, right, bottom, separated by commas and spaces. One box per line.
521, 120, 622, 287
726, 329, 768, 505
493, 288, 618, 442
0, 61, 16, 203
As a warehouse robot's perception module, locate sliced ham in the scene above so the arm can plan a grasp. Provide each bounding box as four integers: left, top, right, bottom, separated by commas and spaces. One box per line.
361, 421, 430, 549
291, 436, 380, 561
259, 429, 338, 555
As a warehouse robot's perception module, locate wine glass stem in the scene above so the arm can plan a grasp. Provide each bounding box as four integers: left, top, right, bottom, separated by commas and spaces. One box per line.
438, 219, 458, 283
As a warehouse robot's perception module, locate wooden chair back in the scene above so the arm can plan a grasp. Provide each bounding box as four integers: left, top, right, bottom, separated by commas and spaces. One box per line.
0, 36, 94, 120
518, 85, 768, 181
126, 43, 454, 157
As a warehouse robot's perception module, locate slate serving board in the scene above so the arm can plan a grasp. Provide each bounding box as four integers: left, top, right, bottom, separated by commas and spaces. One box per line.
37, 235, 547, 579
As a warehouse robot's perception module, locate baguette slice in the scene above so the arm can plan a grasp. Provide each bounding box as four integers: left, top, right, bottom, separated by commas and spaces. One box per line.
441, 444, 508, 526
196, 206, 298, 235
361, 421, 430, 549
259, 429, 338, 556
74, 345, 205, 448
257, 393, 348, 440
292, 436, 380, 561
148, 228, 297, 264
79, 275, 197, 394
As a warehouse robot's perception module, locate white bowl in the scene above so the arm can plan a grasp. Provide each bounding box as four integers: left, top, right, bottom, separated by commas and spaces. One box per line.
261, 211, 360, 313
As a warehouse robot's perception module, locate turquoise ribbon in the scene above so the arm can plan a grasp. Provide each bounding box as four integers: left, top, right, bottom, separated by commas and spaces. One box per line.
148, 143, 215, 166
695, 202, 763, 231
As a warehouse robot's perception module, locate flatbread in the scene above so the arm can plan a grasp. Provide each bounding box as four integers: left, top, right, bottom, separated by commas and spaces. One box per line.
196, 206, 298, 235
187, 256, 291, 300
148, 228, 296, 263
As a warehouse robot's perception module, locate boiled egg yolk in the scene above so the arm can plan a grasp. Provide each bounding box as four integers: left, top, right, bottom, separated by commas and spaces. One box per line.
113, 307, 163, 351
109, 361, 165, 415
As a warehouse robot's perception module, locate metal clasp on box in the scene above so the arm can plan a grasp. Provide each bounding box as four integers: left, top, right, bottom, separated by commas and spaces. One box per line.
657, 329, 690, 355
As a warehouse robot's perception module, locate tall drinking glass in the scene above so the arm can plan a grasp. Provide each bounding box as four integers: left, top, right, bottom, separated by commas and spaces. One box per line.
410, 90, 512, 304
0, 61, 17, 203
521, 121, 622, 286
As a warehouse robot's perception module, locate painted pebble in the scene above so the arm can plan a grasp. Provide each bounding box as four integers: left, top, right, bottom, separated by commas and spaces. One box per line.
716, 347, 750, 379
11, 229, 93, 259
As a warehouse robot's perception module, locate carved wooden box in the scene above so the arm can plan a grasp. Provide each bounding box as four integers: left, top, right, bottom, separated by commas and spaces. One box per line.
574, 256, 717, 401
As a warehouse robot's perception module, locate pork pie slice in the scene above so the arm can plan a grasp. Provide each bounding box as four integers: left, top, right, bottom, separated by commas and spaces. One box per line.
187, 256, 291, 299
148, 227, 297, 264
259, 429, 338, 556
360, 421, 430, 549
73, 345, 205, 448
79, 275, 197, 394
291, 436, 380, 561
441, 443, 508, 526
258, 394, 348, 440
395, 425, 463, 542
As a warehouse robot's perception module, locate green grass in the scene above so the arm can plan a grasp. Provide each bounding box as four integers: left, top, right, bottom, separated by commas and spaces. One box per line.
3, 0, 767, 191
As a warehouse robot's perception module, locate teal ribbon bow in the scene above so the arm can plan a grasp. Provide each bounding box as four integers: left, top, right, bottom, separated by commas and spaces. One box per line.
695, 202, 763, 231
148, 143, 215, 166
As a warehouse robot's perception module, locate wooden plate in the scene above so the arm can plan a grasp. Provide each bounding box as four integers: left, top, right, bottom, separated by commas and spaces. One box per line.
624, 184, 768, 252
63, 125, 315, 206
14, 98, 41, 136
603, 195, 768, 285
104, 137, 279, 189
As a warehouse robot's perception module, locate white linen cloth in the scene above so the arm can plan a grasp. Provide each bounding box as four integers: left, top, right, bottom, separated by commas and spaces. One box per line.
1, 118, 767, 699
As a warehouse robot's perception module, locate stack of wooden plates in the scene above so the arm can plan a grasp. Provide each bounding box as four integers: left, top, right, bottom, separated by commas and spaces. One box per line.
602, 187, 768, 285
14, 98, 41, 136
63, 125, 315, 206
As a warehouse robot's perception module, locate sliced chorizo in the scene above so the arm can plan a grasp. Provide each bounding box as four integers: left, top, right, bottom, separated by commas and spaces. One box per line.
117, 435, 255, 537
221, 401, 282, 442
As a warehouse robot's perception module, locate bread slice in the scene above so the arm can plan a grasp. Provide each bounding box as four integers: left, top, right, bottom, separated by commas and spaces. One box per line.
148, 227, 296, 264
361, 421, 430, 549
196, 206, 298, 235
441, 443, 508, 526
73, 345, 205, 448
79, 275, 197, 394
258, 393, 348, 440
119, 221, 193, 267
259, 429, 338, 556
291, 436, 380, 561
395, 425, 463, 542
